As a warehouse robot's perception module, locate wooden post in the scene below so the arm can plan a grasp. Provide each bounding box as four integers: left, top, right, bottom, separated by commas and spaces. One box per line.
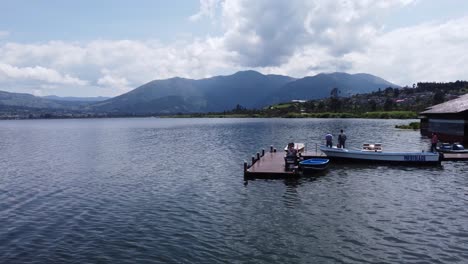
270, 145, 273, 153
273, 148, 277, 152
262, 149, 265, 157
251, 156, 255, 165
256, 152, 260, 160
244, 161, 248, 173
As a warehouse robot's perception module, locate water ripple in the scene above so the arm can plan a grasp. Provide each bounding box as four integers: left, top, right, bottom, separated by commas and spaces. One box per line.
0, 118, 467, 263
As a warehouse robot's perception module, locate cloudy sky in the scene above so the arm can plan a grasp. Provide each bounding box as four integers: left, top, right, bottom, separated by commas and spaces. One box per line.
1, 0, 467, 97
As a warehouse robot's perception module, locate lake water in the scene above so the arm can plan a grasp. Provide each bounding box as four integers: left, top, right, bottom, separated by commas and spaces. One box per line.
0, 118, 467, 263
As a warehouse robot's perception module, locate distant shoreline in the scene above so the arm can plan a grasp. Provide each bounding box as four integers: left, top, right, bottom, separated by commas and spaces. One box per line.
164, 111, 418, 119
0, 111, 419, 121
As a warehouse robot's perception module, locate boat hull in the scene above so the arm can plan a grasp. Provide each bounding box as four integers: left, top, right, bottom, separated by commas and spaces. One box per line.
437, 149, 468, 153
319, 146, 440, 165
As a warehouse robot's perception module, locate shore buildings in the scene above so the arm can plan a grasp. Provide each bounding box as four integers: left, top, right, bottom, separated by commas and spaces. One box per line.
420, 93, 468, 144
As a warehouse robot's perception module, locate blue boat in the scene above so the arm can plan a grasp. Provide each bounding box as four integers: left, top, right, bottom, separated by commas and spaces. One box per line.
299, 158, 330, 172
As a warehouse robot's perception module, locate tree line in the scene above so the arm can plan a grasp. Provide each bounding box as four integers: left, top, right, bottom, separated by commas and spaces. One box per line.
224, 81, 468, 117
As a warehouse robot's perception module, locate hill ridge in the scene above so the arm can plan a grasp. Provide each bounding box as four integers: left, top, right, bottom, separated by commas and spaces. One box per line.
0, 70, 399, 114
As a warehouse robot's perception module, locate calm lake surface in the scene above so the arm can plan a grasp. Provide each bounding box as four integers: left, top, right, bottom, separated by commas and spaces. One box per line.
0, 118, 467, 263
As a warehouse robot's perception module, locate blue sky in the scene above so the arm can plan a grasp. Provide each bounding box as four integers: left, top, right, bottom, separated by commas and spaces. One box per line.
1, 0, 468, 97
1, 0, 218, 42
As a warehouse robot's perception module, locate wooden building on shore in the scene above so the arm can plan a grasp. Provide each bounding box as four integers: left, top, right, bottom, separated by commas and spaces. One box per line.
419, 93, 468, 144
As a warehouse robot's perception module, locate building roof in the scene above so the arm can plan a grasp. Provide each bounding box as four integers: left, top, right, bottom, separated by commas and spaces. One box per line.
421, 93, 468, 114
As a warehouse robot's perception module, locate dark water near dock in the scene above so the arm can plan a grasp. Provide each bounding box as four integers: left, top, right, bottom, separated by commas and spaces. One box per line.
0, 118, 467, 263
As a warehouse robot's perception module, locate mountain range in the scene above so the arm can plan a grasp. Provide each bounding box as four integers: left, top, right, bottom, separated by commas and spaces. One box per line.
0, 91, 109, 110
0, 71, 399, 114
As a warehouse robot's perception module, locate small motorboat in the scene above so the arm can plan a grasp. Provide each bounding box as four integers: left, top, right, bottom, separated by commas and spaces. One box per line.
299, 158, 330, 173
437, 142, 468, 153
319, 144, 440, 165
284, 143, 305, 153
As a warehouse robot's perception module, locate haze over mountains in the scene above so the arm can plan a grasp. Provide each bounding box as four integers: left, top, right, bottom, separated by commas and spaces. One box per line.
42, 95, 110, 102
0, 91, 108, 110
0, 71, 399, 114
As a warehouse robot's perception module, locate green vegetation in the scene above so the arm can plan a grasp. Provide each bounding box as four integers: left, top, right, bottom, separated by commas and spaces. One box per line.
272, 103, 293, 109
280, 111, 417, 119
190, 81, 466, 119
361, 111, 417, 119
395, 122, 421, 129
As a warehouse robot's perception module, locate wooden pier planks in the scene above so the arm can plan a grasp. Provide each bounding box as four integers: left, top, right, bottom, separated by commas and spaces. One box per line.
245, 151, 326, 178
246, 152, 295, 178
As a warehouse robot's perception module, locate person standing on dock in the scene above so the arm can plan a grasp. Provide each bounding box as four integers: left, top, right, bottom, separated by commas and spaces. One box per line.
338, 129, 347, 149
285, 142, 299, 170
286, 142, 298, 157
325, 133, 333, 148
431, 133, 438, 152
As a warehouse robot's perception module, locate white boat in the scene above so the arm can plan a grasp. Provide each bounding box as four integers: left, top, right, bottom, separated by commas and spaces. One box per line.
284, 143, 305, 153
319, 144, 440, 164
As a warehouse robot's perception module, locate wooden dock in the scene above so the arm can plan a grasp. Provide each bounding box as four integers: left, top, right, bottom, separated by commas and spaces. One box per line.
245, 152, 296, 178
244, 146, 325, 179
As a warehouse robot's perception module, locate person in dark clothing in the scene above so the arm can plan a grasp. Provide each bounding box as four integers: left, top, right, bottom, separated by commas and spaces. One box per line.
431, 133, 438, 152
338, 129, 347, 149
285, 142, 299, 170
286, 142, 298, 157
325, 133, 333, 148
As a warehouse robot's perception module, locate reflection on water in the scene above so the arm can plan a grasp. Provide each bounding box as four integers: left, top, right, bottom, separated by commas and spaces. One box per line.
0, 118, 467, 263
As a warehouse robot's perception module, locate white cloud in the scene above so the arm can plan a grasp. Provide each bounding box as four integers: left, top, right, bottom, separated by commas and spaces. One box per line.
189, 0, 221, 21
0, 38, 236, 96
0, 0, 467, 96
97, 73, 130, 92
0, 63, 87, 85
346, 16, 468, 85
218, 0, 416, 67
